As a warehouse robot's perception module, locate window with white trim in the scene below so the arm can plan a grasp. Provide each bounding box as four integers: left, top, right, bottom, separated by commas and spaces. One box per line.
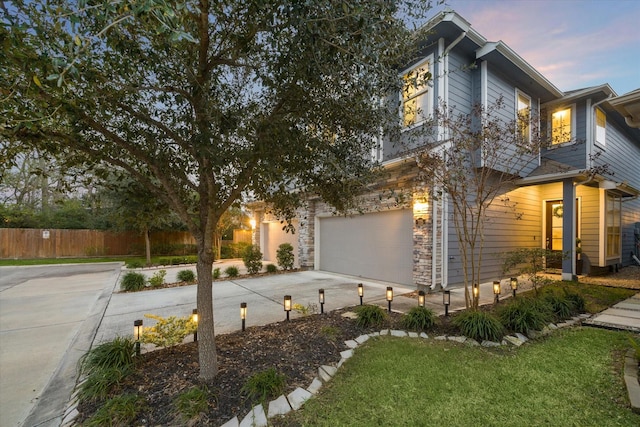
516, 90, 532, 143
401, 56, 433, 127
606, 193, 621, 258
595, 108, 606, 146
551, 106, 573, 145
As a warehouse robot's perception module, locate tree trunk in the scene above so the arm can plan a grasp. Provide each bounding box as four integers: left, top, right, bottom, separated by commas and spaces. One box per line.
144, 226, 151, 266
195, 233, 218, 381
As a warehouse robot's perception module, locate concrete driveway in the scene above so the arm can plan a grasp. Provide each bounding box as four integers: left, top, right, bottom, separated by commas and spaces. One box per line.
0, 263, 121, 427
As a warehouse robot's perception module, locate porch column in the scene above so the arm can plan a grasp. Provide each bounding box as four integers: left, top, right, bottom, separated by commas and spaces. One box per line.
561, 178, 576, 281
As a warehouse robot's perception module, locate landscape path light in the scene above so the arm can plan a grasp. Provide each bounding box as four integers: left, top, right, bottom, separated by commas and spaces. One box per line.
443, 290, 450, 316
386, 286, 393, 312
418, 290, 425, 307
493, 281, 501, 305
192, 309, 198, 342
510, 277, 518, 297
134, 319, 143, 356
284, 295, 292, 321
472, 283, 479, 302
319, 289, 325, 314
358, 283, 364, 305
240, 302, 247, 331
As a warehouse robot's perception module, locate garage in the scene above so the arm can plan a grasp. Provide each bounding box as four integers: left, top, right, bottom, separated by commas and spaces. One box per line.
261, 220, 299, 266
318, 209, 414, 285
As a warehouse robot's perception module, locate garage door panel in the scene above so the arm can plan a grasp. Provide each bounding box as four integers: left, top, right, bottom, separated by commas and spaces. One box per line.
319, 210, 413, 285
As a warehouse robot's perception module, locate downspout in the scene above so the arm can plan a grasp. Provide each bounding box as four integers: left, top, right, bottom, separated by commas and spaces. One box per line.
435, 32, 466, 290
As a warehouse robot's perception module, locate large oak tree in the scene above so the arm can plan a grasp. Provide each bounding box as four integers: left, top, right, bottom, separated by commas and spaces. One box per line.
1, 0, 432, 380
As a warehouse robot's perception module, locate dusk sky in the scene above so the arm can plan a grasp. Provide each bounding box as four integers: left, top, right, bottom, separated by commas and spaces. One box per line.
429, 0, 640, 96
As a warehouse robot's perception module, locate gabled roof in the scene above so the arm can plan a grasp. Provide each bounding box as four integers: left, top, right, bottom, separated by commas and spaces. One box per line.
609, 88, 640, 128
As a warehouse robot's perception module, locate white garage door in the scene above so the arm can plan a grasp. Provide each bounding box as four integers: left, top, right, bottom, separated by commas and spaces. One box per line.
319, 210, 413, 285
262, 221, 298, 265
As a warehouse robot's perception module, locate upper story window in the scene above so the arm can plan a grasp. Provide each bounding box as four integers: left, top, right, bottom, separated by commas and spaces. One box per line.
551, 106, 574, 145
401, 56, 433, 128
595, 108, 606, 146
516, 90, 532, 143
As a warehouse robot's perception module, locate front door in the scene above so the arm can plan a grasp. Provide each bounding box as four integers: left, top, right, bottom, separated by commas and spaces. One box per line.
545, 199, 578, 269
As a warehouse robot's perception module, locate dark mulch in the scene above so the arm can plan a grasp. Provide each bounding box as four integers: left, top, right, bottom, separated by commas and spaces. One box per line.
76, 307, 458, 426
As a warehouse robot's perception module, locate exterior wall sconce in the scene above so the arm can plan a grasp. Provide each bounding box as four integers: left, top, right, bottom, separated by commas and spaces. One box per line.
284, 295, 292, 321
386, 286, 393, 312
192, 309, 198, 342
443, 290, 450, 316
249, 218, 256, 229
240, 302, 247, 331
510, 277, 518, 297
472, 283, 479, 301
493, 281, 501, 304
319, 289, 325, 314
418, 290, 425, 307
134, 319, 143, 356
413, 196, 429, 227
358, 283, 364, 305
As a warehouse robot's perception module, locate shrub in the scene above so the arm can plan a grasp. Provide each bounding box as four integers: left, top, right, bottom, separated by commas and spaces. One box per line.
140, 314, 198, 348
241, 368, 286, 404
120, 272, 146, 292
452, 310, 504, 342
175, 386, 211, 420
354, 305, 387, 328
543, 293, 576, 321
79, 337, 136, 376
243, 245, 263, 274
224, 266, 239, 277
401, 306, 438, 331
125, 260, 143, 269
498, 297, 553, 334
564, 291, 586, 313
266, 263, 278, 273
276, 243, 295, 270
84, 394, 144, 427
177, 269, 196, 283
213, 267, 221, 279
148, 269, 167, 288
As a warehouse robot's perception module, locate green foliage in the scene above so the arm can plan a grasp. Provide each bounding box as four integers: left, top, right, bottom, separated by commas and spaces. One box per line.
177, 269, 196, 283
354, 305, 387, 328
78, 366, 132, 402
241, 368, 286, 404
502, 248, 563, 294
78, 337, 136, 376
120, 272, 146, 292
401, 306, 438, 331
224, 266, 239, 278
452, 310, 503, 342
83, 394, 145, 427
629, 336, 640, 359
293, 303, 317, 316
266, 263, 278, 273
498, 297, 554, 334
563, 291, 586, 313
140, 314, 198, 348
125, 260, 144, 269
543, 292, 577, 321
320, 326, 340, 342
221, 242, 251, 259
148, 269, 167, 288
174, 386, 211, 420
213, 267, 221, 279
276, 243, 295, 270
243, 245, 263, 274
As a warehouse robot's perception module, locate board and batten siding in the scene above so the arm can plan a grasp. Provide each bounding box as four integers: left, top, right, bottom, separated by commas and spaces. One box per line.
446, 183, 542, 287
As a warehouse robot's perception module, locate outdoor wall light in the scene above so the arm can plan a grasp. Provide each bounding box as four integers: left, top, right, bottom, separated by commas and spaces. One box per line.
134, 319, 143, 356
386, 286, 393, 312
284, 295, 292, 321
358, 283, 364, 305
319, 289, 325, 314
493, 281, 501, 304
418, 290, 425, 307
472, 283, 479, 300
249, 218, 256, 229
443, 290, 450, 317
240, 302, 247, 331
192, 309, 198, 342
510, 277, 518, 297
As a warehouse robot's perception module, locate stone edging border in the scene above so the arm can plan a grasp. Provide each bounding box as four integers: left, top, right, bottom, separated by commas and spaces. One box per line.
63, 311, 640, 426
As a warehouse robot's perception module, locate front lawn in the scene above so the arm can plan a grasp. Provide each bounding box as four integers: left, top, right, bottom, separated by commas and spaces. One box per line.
280, 328, 639, 426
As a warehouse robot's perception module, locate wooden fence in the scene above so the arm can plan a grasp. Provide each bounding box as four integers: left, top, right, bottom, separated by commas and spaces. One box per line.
0, 228, 196, 259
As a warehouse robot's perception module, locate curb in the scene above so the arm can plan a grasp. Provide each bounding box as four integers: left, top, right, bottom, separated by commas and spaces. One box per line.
624, 348, 640, 414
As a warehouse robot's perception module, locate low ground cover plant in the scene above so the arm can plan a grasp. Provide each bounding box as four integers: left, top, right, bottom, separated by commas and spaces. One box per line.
83, 394, 144, 427
266, 263, 278, 273
241, 368, 286, 405
148, 269, 167, 288
451, 309, 503, 342
120, 272, 146, 292
401, 306, 438, 332
354, 304, 387, 327
224, 266, 239, 277
174, 386, 211, 420
498, 297, 553, 335
140, 314, 198, 348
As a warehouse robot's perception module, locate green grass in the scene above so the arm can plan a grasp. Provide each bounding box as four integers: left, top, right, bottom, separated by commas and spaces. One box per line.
542, 281, 636, 313
283, 328, 639, 426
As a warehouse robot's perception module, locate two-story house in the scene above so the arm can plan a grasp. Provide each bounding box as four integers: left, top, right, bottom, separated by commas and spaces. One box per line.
250, 10, 640, 290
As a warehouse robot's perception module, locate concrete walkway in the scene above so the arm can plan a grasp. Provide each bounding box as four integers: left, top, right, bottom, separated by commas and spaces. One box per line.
584, 292, 640, 332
